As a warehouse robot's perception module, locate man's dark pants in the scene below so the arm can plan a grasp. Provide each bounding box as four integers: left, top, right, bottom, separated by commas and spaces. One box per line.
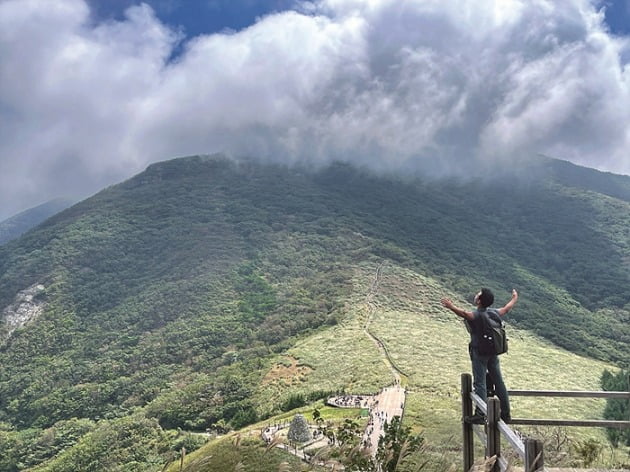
470, 346, 511, 420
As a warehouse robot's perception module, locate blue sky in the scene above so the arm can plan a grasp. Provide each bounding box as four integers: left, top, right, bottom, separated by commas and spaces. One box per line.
1, 0, 630, 220
601, 0, 630, 34
86, 0, 298, 37
89, 0, 630, 38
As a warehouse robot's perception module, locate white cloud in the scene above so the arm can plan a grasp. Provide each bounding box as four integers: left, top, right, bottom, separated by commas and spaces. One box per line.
0, 0, 629, 219
0, 0, 178, 218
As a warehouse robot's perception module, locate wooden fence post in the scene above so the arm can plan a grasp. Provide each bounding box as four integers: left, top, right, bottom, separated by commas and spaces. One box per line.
487, 397, 501, 472
524, 438, 544, 472
462, 373, 474, 472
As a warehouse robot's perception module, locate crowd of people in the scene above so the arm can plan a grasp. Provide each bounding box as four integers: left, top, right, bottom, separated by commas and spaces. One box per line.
261, 385, 407, 460
326, 393, 371, 408
327, 386, 406, 455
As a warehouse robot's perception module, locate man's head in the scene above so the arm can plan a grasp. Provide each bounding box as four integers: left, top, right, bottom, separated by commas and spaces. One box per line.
474, 288, 494, 308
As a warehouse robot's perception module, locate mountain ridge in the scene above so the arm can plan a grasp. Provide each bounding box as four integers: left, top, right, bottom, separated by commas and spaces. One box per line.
0, 198, 74, 246
0, 154, 627, 470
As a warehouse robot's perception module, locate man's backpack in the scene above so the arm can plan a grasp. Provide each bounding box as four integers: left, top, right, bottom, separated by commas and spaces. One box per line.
477, 309, 508, 356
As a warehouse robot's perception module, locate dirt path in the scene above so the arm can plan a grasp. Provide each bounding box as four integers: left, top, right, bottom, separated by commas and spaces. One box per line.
264, 263, 408, 463
360, 263, 407, 456
363, 262, 402, 385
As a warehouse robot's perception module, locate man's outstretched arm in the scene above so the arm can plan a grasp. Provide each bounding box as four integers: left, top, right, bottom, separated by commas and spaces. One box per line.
497, 289, 518, 316
441, 298, 474, 321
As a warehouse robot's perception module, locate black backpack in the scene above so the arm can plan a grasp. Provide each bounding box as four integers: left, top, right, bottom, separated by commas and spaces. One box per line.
477, 309, 508, 356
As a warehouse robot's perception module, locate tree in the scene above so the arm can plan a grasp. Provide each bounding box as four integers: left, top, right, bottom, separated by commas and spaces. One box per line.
323, 415, 425, 472
601, 368, 630, 447
287, 414, 311, 444
376, 416, 424, 472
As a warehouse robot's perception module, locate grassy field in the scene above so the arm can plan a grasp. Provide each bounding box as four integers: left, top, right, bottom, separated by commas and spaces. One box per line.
367, 264, 615, 440
163, 432, 328, 472
255, 261, 626, 468
177, 260, 626, 471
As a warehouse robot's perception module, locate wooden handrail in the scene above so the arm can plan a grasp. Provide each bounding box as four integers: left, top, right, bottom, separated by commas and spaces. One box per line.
508, 388, 630, 429
470, 391, 526, 452
470, 390, 528, 472
508, 389, 630, 399
509, 418, 630, 428
461, 373, 630, 472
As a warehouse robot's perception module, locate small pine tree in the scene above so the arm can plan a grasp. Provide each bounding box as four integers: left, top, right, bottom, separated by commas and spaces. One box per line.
287, 414, 312, 443
601, 368, 630, 447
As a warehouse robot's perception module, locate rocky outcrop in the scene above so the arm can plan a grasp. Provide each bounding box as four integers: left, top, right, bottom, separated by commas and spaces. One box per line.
1, 284, 46, 342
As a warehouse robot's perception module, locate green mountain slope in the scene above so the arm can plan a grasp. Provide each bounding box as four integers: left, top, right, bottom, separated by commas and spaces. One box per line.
0, 155, 627, 470
0, 199, 74, 246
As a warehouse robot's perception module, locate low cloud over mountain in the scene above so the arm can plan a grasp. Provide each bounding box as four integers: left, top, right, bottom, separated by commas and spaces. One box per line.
1, 0, 629, 218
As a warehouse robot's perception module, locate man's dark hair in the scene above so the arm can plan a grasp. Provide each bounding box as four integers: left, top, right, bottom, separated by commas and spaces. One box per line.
479, 288, 494, 308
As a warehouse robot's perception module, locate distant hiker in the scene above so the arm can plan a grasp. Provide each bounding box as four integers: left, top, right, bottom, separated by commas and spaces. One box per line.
441, 288, 518, 423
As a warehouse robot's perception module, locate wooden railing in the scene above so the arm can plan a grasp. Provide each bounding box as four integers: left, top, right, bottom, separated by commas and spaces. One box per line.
461, 373, 630, 472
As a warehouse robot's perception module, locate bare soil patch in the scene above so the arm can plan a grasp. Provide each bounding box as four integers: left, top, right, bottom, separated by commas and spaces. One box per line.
263, 356, 313, 386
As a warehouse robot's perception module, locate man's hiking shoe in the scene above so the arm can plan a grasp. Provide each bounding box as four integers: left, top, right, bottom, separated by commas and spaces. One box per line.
464, 414, 486, 425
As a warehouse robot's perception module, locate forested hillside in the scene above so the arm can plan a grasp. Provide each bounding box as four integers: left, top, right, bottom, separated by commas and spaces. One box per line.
0, 199, 73, 246
0, 155, 627, 470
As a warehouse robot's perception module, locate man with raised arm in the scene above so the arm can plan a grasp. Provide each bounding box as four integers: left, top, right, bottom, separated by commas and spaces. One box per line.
441, 288, 518, 423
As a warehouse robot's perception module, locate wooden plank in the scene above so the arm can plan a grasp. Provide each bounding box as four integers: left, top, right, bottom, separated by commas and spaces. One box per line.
470, 391, 527, 456
473, 424, 486, 444
487, 398, 501, 472
471, 392, 488, 414
525, 438, 544, 472
462, 373, 474, 472
472, 422, 512, 472
509, 418, 630, 428
508, 390, 630, 399
498, 419, 525, 456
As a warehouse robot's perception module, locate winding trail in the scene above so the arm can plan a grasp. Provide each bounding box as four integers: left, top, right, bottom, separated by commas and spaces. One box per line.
359, 263, 407, 456
263, 262, 408, 463
362, 262, 402, 384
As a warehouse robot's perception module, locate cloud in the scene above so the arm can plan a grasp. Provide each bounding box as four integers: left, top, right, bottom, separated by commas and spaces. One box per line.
0, 0, 629, 219
0, 0, 178, 218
